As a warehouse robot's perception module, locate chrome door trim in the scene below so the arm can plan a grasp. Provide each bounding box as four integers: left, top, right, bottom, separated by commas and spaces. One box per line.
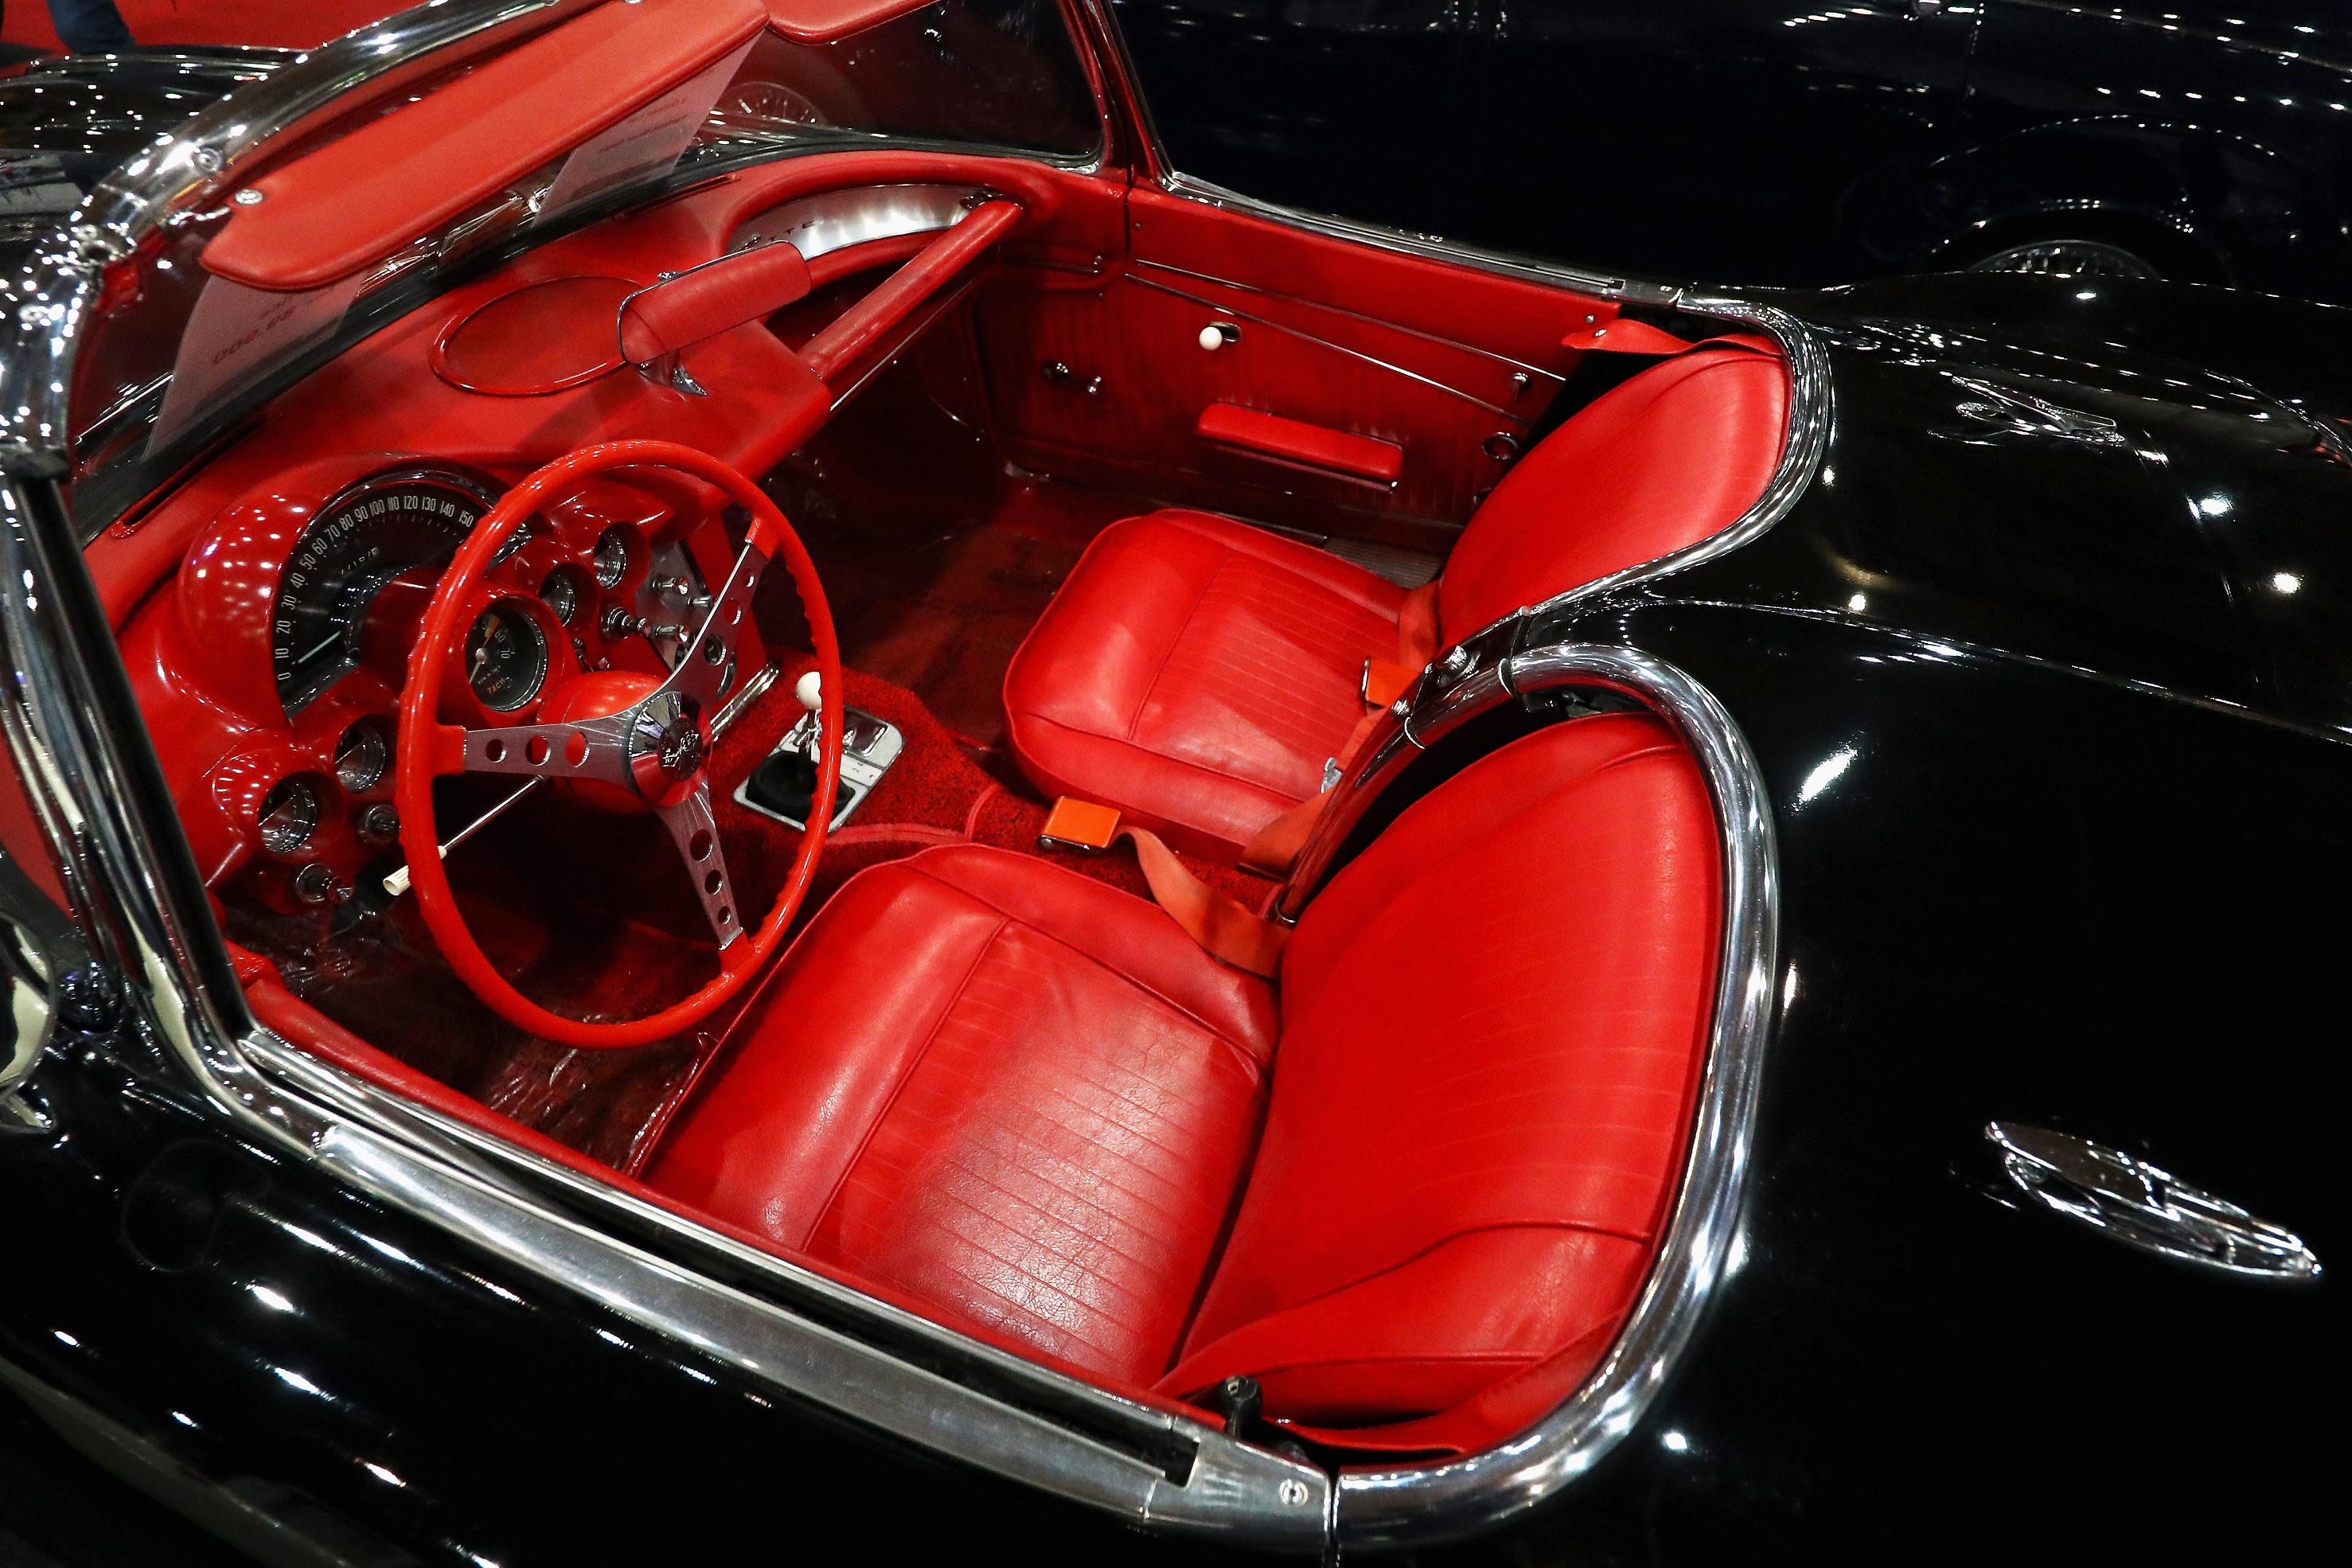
1325, 643, 1780, 1547
1121, 270, 1538, 421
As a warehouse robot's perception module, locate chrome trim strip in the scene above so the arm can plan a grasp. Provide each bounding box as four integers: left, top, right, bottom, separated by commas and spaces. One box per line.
1133, 259, 1568, 383
727, 181, 978, 259
1330, 643, 1780, 1546
233, 1030, 1331, 1543
1122, 271, 1529, 421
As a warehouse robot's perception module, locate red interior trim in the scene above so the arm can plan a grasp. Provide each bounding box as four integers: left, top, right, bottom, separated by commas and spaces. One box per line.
204, 0, 770, 291
760, 0, 935, 44
1196, 404, 1405, 486
798, 201, 1024, 383
619, 243, 813, 364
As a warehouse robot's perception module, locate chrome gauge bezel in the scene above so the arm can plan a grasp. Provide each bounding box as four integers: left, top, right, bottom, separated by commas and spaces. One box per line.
272, 464, 505, 719
333, 719, 392, 793
464, 599, 552, 713
256, 776, 322, 858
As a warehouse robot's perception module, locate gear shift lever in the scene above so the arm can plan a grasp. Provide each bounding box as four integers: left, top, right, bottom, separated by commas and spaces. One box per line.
794, 669, 823, 761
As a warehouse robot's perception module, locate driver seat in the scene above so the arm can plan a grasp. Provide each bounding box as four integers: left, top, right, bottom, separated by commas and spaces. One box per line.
646, 711, 1722, 1452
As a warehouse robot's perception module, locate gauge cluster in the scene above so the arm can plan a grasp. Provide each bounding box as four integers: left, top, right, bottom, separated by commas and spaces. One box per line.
127, 456, 770, 915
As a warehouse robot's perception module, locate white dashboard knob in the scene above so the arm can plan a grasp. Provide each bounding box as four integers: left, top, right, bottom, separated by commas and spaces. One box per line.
795, 669, 823, 711
1198, 323, 1224, 352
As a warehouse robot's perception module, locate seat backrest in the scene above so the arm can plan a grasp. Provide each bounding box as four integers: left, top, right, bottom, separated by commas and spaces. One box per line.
1162, 712, 1722, 1453
1437, 345, 1788, 641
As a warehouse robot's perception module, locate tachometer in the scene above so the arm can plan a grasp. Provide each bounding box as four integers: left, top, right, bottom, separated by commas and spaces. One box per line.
464, 603, 549, 712
272, 469, 500, 716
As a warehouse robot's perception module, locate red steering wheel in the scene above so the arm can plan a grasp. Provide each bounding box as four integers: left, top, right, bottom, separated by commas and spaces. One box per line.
393, 439, 839, 1049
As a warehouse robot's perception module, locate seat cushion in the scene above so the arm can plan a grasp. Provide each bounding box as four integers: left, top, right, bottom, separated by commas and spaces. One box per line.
1001, 508, 1406, 860
646, 844, 1277, 1385
1437, 344, 1788, 638
1161, 713, 1722, 1452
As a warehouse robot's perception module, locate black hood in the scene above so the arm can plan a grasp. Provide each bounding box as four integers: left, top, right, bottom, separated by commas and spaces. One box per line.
0, 48, 285, 253
1678, 271, 2352, 740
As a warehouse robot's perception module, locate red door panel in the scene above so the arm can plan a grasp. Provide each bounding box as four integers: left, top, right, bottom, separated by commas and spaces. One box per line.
973, 186, 1613, 548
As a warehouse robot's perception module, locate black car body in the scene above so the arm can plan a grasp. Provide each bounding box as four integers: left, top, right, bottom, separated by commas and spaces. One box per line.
1119, 0, 2352, 299
0, 4, 2336, 1565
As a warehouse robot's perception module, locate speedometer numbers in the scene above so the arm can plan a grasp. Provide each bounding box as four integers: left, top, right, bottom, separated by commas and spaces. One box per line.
272, 471, 496, 716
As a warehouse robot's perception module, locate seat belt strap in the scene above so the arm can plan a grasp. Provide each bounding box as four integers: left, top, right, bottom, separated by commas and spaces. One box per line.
1038, 798, 1290, 977
1236, 704, 1386, 877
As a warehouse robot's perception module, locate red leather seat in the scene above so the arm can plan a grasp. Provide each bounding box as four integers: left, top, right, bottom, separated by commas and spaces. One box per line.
1001, 345, 1785, 860
649, 712, 1722, 1453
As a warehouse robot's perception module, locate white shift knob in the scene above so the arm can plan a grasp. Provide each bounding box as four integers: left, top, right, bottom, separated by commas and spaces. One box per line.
795, 669, 822, 711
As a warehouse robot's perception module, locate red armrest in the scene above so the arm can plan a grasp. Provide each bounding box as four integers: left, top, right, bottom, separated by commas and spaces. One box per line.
620, 243, 814, 365
1196, 404, 1405, 485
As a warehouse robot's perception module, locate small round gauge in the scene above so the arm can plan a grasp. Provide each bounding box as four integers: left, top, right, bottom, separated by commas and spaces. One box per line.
257, 777, 321, 858
333, 720, 390, 793
593, 527, 633, 589
540, 568, 580, 626
465, 604, 549, 712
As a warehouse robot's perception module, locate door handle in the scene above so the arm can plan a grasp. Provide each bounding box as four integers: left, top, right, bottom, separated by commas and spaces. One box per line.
1986, 1122, 2320, 1281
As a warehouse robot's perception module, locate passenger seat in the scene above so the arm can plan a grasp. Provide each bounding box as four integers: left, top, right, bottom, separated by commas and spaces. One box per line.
1000, 344, 1786, 860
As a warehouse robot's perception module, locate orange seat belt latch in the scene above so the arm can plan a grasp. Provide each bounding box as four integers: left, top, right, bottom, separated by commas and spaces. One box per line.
1362, 657, 1419, 709
1039, 797, 1121, 852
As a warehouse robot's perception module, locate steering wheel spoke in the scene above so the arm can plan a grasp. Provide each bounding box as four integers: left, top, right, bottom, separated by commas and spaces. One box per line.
396, 438, 839, 1049
664, 540, 768, 716
462, 714, 636, 786
657, 782, 743, 952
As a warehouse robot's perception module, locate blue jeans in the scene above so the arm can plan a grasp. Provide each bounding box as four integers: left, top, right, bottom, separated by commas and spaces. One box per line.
47, 0, 135, 52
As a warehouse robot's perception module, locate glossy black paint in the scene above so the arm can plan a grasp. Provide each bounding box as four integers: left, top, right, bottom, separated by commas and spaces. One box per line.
1116, 0, 2352, 299
0, 49, 284, 250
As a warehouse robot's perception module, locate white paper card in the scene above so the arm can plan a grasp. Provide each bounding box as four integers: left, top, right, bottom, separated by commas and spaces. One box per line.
150, 270, 368, 453
540, 39, 755, 220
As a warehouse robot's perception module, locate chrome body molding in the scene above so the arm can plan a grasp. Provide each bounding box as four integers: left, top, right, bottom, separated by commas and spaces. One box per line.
236, 1032, 1332, 1544
1987, 1122, 2322, 1281
1328, 643, 1781, 1547
727, 181, 981, 259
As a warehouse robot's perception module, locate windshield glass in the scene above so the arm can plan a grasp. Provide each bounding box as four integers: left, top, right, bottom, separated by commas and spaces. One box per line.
56, 0, 1100, 540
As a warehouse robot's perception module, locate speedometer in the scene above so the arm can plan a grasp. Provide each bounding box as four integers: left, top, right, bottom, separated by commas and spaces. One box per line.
271, 470, 498, 716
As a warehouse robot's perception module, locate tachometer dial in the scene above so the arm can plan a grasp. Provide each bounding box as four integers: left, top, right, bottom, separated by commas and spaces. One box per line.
465, 603, 549, 712
271, 470, 500, 716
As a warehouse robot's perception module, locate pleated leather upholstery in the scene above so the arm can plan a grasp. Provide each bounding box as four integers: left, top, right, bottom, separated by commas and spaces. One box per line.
646, 844, 1277, 1383
1002, 508, 1406, 861
652, 714, 1721, 1452
1000, 347, 1783, 861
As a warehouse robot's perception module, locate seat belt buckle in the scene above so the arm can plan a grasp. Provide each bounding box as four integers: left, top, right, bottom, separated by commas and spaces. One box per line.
1039, 797, 1121, 852
1362, 657, 1418, 708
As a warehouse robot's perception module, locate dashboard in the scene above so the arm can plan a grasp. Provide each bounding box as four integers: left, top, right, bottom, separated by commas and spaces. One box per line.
123, 454, 764, 913
89, 148, 1093, 919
